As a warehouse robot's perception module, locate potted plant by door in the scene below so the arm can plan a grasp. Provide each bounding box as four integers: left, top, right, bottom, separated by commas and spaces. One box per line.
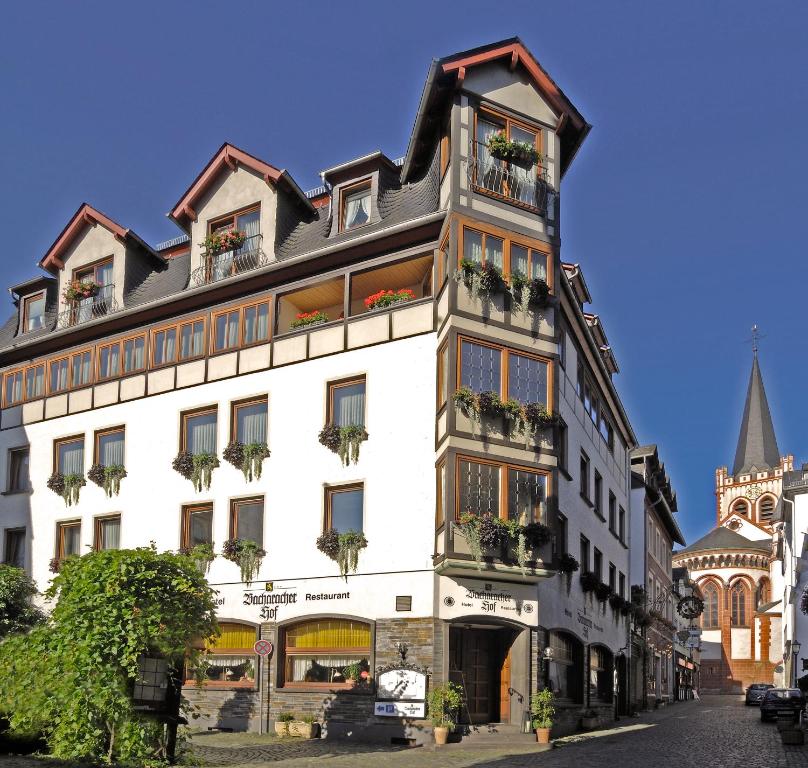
530, 689, 555, 744
427, 682, 462, 745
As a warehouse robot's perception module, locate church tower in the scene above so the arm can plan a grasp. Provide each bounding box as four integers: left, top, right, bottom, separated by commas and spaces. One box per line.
674, 346, 787, 693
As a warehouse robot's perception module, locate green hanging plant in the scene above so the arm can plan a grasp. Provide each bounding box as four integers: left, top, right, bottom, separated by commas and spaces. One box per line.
223, 441, 270, 481
188, 453, 219, 492
222, 538, 266, 584
47, 472, 86, 507
318, 424, 368, 467
316, 529, 367, 579
88, 463, 127, 497
181, 542, 216, 574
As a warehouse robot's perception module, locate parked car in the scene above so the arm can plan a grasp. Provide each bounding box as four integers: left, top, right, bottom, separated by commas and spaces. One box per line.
745, 683, 775, 705
760, 688, 806, 722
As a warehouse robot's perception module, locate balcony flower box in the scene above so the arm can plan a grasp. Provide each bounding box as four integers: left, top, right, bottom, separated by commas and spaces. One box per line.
509, 274, 551, 313
290, 311, 328, 330
454, 260, 507, 299
454, 514, 550, 575
63, 279, 100, 303
557, 553, 580, 575
579, 571, 600, 594
364, 288, 415, 312
487, 131, 543, 168
202, 229, 247, 255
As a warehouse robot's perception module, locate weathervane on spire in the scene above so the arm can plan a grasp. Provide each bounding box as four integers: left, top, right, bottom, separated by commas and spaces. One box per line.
747, 324, 765, 358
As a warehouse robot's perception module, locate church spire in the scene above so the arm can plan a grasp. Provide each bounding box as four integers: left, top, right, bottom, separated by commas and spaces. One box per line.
732, 350, 780, 475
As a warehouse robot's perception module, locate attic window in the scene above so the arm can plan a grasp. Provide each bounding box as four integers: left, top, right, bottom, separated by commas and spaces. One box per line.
22, 292, 45, 332
340, 181, 371, 232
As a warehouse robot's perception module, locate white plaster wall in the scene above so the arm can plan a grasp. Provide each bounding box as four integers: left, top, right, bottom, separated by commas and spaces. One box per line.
731, 627, 751, 659
11, 333, 438, 624
190, 165, 277, 274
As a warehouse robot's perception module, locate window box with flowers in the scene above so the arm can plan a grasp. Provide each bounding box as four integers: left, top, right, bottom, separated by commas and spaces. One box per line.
364, 288, 415, 312
223, 441, 270, 482
487, 130, 545, 168
180, 542, 216, 574
172, 451, 220, 492
454, 260, 507, 301
318, 424, 367, 467
202, 229, 247, 255
579, 571, 600, 594
509, 274, 551, 313
222, 538, 266, 584
87, 463, 127, 497
452, 388, 558, 441
557, 553, 580, 575
454, 513, 551, 575
47, 471, 86, 507
290, 310, 329, 330
62, 279, 100, 304
316, 528, 367, 579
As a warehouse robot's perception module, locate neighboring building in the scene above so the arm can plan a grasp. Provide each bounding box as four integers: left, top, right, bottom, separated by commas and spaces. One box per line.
671, 566, 701, 701
0, 38, 607, 741
537, 264, 637, 733
673, 354, 788, 694
629, 445, 685, 709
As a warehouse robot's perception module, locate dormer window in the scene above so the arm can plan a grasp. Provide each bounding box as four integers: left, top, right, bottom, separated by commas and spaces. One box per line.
340, 181, 371, 231
22, 292, 45, 332
74, 259, 113, 292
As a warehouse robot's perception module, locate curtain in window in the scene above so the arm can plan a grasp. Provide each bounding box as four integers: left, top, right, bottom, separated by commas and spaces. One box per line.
72, 353, 91, 386
6, 373, 22, 404
100, 518, 120, 550
237, 402, 267, 444
508, 353, 547, 404
188, 509, 213, 546
187, 413, 217, 454
344, 190, 370, 229
458, 460, 499, 517
243, 303, 269, 344
476, 118, 503, 193
460, 341, 501, 393
123, 337, 144, 372
62, 525, 81, 556
155, 329, 176, 365
237, 210, 261, 253
463, 230, 483, 265
96, 263, 113, 286
216, 311, 239, 350
235, 501, 263, 544
485, 236, 503, 269
334, 383, 365, 427
180, 322, 204, 359
286, 619, 371, 648
508, 469, 545, 524
100, 345, 120, 378
99, 432, 125, 466
25, 366, 44, 398
59, 441, 84, 475
51, 360, 68, 391
509, 124, 538, 205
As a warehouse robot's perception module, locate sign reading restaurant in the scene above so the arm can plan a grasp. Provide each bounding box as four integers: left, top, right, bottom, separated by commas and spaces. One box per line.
437, 576, 538, 627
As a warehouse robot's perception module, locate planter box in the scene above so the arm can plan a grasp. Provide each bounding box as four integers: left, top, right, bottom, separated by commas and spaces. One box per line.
275, 721, 318, 738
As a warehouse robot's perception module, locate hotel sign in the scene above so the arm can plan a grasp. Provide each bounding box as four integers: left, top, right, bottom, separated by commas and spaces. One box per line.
438, 576, 538, 627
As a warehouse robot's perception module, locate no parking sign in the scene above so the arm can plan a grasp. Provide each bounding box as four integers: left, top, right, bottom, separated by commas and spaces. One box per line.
253, 639, 274, 657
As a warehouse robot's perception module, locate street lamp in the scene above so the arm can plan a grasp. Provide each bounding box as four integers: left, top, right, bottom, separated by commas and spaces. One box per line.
793, 641, 801, 688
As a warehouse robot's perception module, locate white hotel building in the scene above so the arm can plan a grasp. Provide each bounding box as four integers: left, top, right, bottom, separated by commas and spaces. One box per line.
0, 39, 645, 741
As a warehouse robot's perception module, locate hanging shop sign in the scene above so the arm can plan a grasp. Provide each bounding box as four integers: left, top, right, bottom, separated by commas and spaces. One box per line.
377, 668, 427, 701
438, 576, 538, 626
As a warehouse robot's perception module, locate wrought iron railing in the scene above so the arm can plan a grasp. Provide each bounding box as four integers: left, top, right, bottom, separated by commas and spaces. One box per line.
467, 141, 555, 214
56, 283, 119, 329
190, 233, 267, 288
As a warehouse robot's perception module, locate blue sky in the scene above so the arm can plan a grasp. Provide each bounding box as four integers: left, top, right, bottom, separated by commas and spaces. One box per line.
1, 1, 806, 544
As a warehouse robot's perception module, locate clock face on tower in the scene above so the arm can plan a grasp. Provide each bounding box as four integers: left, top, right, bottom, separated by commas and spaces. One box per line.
747, 485, 763, 500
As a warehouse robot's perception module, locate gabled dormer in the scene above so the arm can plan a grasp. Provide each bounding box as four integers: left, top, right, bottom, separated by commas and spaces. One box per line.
9, 275, 57, 337
169, 143, 313, 288
39, 203, 162, 329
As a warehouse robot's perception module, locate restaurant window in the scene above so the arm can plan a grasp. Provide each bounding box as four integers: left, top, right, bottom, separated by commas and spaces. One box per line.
4, 528, 25, 567
49, 357, 69, 394
94, 515, 121, 551
196, 622, 257, 688
507, 468, 546, 524
589, 646, 613, 702
56, 520, 81, 560
283, 618, 371, 687
458, 459, 499, 518
213, 308, 240, 353
547, 631, 583, 703
4, 370, 22, 406
7, 447, 30, 493
22, 292, 46, 332
231, 397, 268, 445
327, 377, 365, 428
54, 436, 84, 476
71, 349, 93, 387
230, 497, 264, 546
340, 181, 371, 231
325, 485, 364, 534
95, 427, 125, 467
181, 503, 213, 549
243, 300, 270, 346
181, 408, 217, 455
24, 364, 44, 400
579, 535, 590, 572
436, 461, 447, 529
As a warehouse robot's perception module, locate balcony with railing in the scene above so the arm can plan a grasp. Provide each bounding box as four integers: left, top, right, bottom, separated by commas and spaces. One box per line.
467, 141, 555, 215
56, 283, 119, 329
190, 233, 268, 288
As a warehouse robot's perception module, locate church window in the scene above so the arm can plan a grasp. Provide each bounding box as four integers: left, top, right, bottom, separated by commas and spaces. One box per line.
759, 496, 775, 523
702, 584, 719, 628
730, 582, 748, 626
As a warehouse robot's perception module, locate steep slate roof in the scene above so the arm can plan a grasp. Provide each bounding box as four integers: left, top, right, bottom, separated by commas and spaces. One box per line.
732, 356, 781, 475
677, 526, 771, 555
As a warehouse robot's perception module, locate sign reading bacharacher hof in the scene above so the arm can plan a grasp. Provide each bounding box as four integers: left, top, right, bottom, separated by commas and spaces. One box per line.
438, 576, 538, 626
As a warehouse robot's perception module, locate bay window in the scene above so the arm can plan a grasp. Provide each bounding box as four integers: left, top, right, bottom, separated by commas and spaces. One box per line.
282, 618, 371, 687
463, 228, 503, 269
22, 292, 45, 332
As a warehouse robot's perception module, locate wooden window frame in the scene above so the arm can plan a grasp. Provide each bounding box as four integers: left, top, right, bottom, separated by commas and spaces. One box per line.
179, 406, 218, 454
326, 375, 366, 426
229, 496, 264, 541
4, 527, 25, 565
436, 459, 447, 530
3, 369, 23, 407
436, 231, 450, 288
69, 347, 94, 390
48, 355, 70, 395
150, 322, 180, 369
22, 291, 45, 332
229, 396, 268, 443
73, 256, 113, 283
55, 519, 81, 560
211, 307, 241, 355
456, 335, 553, 408
94, 514, 121, 552
180, 503, 214, 550
453, 454, 550, 524
240, 298, 272, 348
207, 204, 261, 235
440, 119, 451, 179
24, 363, 45, 401
96, 339, 122, 382
324, 483, 365, 532
339, 179, 372, 233
121, 333, 147, 375
437, 341, 449, 410
178, 317, 207, 362
151, 316, 207, 368
53, 434, 84, 475
189, 620, 259, 689
93, 426, 125, 465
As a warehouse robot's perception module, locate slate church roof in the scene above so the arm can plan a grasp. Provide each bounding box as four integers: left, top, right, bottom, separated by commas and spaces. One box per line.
732, 356, 780, 475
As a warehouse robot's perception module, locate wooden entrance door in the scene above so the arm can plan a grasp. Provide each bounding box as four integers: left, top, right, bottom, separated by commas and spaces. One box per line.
450, 627, 497, 723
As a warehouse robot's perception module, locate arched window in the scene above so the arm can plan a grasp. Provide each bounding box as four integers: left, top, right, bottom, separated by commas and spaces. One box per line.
731, 499, 749, 517
731, 582, 749, 626
547, 631, 584, 703
759, 496, 776, 523
191, 622, 257, 688
282, 618, 371, 687
702, 584, 719, 628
